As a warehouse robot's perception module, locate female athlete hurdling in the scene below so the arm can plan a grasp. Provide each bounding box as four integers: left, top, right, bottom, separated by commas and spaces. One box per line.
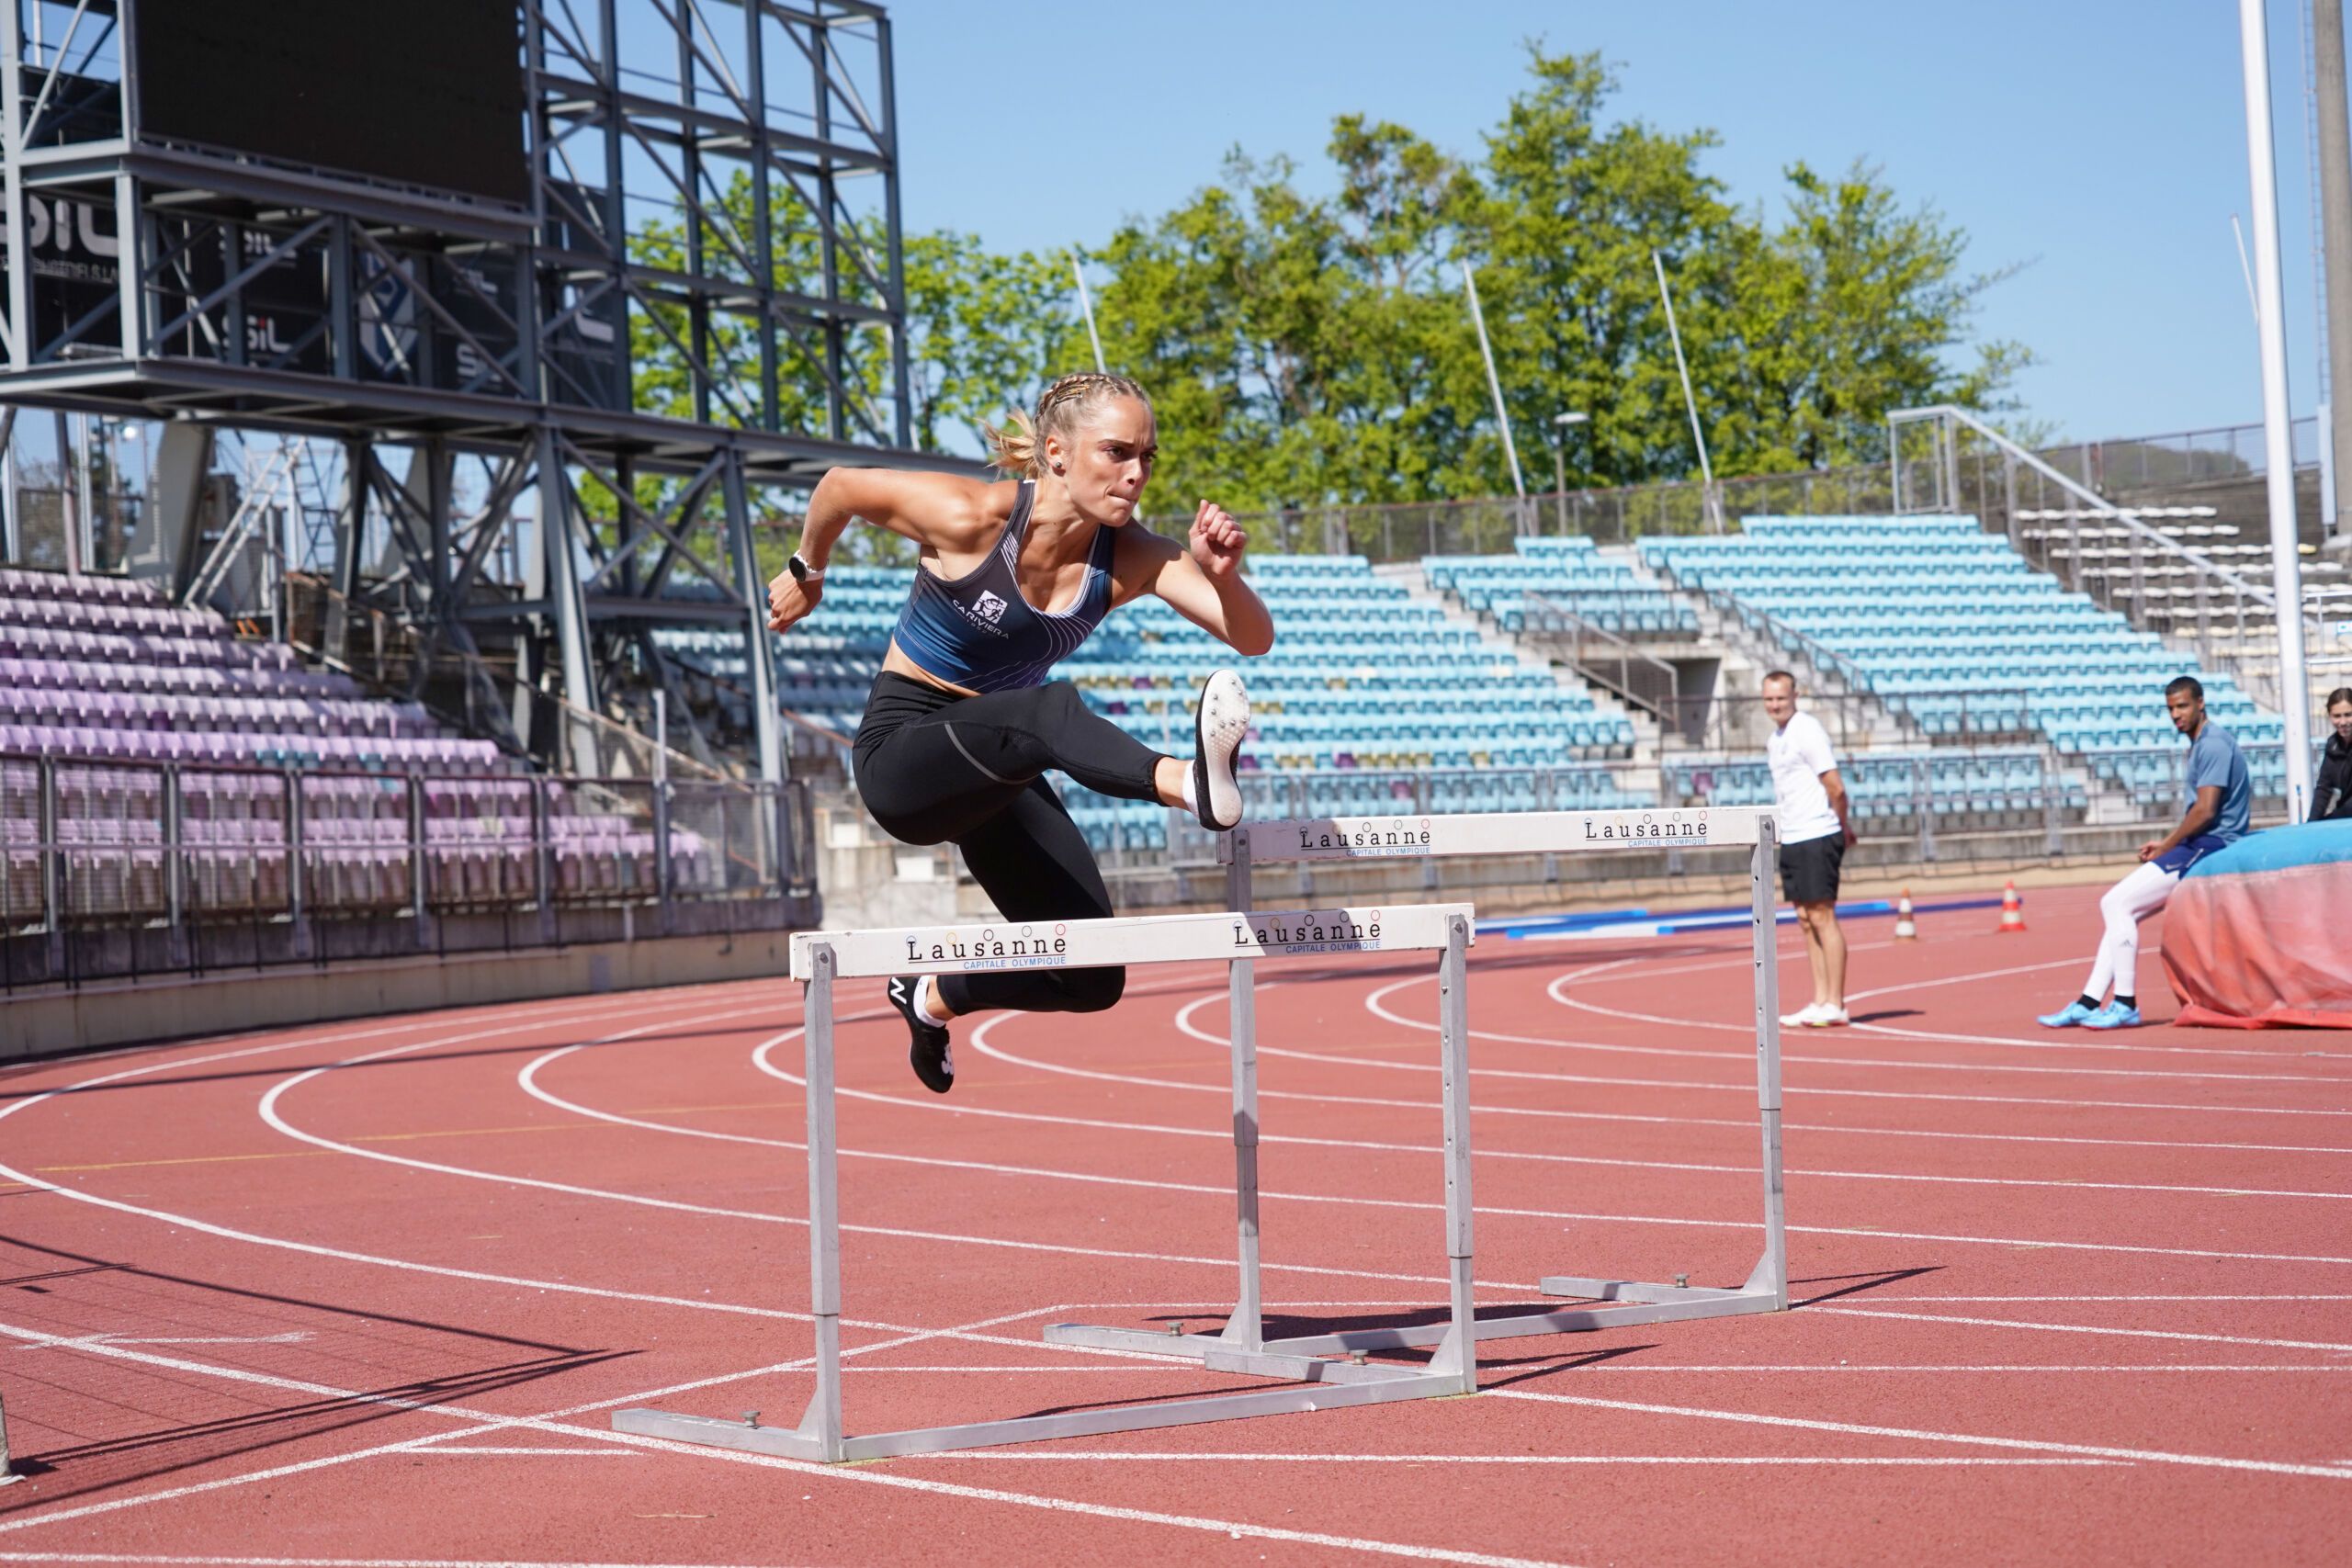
765, 372, 1270, 1094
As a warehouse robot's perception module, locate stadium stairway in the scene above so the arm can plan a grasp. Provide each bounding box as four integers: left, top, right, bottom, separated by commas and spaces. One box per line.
1639, 516, 2290, 823
1376, 559, 1666, 774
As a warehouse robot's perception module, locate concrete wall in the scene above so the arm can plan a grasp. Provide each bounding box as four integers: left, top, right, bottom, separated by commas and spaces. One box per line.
2, 929, 795, 1064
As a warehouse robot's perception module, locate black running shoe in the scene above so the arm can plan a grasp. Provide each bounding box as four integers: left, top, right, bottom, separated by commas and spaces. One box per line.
887, 976, 954, 1094
1190, 669, 1250, 832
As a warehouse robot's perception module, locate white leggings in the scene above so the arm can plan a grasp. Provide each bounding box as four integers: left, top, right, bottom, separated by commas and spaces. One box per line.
2082, 861, 2181, 1001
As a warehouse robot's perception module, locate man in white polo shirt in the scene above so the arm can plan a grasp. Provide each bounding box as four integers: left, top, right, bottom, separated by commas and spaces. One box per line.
1761, 671, 1857, 1026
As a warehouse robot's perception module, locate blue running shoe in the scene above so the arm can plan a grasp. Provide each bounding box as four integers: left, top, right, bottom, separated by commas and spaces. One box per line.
2083, 1001, 2143, 1030
2036, 1000, 2096, 1028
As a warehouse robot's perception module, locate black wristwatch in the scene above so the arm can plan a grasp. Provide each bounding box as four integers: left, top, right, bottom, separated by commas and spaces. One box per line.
787, 552, 825, 585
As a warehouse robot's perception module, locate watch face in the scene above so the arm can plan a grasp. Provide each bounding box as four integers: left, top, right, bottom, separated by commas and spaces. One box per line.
789, 555, 808, 582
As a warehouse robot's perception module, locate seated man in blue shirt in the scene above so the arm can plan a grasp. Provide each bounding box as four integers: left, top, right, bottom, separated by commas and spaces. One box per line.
2039, 675, 2251, 1030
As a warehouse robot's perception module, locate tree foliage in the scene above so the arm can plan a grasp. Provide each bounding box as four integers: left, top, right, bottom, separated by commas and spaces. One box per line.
628, 45, 2029, 515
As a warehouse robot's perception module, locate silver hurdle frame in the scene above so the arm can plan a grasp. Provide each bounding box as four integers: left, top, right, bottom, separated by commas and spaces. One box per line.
614, 901, 1480, 1462
1049, 807, 1786, 1370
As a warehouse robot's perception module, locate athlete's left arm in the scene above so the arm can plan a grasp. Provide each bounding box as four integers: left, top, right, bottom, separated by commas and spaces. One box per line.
1114, 501, 1275, 656
2139, 784, 2222, 862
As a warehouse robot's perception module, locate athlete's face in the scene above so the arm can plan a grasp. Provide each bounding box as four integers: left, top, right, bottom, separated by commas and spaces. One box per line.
2166, 687, 2204, 735
1760, 678, 1796, 726
1050, 396, 1157, 525
2329, 698, 2352, 743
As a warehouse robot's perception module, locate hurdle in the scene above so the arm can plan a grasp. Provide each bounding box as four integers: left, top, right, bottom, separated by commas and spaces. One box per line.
613, 900, 1480, 1462
1046, 806, 1786, 1368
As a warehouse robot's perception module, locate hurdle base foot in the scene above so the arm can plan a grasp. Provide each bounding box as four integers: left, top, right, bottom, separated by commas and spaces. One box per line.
617, 1369, 1455, 1464
1539, 1276, 1750, 1305
613, 1408, 831, 1461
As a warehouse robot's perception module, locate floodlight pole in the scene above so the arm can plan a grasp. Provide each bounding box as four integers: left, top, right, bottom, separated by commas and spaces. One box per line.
1653, 250, 1722, 534
1554, 411, 1588, 535
2239, 0, 2319, 818
1070, 251, 1107, 373
1461, 261, 1527, 513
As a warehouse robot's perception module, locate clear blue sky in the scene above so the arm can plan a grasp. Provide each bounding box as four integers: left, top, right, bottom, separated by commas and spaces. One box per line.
879, 0, 2338, 446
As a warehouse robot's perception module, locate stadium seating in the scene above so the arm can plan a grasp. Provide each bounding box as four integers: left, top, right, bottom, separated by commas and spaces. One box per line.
0, 567, 703, 916
1641, 517, 2295, 807
1422, 536, 1701, 637
661, 552, 1654, 853
1664, 749, 2086, 824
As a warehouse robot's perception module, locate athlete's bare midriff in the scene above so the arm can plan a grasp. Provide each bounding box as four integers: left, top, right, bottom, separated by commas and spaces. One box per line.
881, 641, 982, 697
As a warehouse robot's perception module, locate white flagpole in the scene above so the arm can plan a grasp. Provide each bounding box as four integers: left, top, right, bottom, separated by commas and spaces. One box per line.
1461, 260, 1526, 502
2239, 0, 2318, 818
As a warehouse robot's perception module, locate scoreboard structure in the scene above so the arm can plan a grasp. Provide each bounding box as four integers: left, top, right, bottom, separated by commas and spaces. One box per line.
0, 2, 956, 783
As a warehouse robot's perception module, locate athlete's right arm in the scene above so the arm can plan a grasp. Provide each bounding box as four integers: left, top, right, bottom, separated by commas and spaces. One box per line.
767, 468, 998, 632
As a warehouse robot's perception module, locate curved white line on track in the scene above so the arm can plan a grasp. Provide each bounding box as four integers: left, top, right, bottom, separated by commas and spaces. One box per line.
266, 1017, 1536, 1293
0, 995, 847, 1325
958, 1006, 2352, 1267
1345, 976, 2352, 1117
1184, 994, 2352, 1202
1812, 1304, 2352, 1355
0, 1323, 1589, 1568
1485, 1386, 2352, 1482
258, 998, 1550, 1297
1545, 946, 2323, 1067
1521, 971, 2349, 1087
769, 1021, 2351, 1156
1552, 938, 2334, 1066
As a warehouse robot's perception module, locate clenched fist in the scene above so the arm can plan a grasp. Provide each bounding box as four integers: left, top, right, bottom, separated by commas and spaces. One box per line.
1188, 499, 1246, 579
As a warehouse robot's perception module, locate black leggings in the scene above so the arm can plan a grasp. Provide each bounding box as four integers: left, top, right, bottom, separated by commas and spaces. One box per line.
851, 672, 1167, 1016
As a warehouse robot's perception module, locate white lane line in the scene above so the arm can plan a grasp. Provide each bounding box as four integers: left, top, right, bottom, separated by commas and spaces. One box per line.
1155, 995, 2351, 1202
1554, 944, 2308, 1062
1526, 974, 2351, 1088
1348, 978, 2352, 1118
960, 1018, 2352, 1268
1551, 1364, 2352, 1373
1891, 1294, 2352, 1303
0, 1559, 752, 1567
905, 1451, 2120, 1466
1486, 1387, 2352, 1482
1552, 945, 2320, 1066
411, 1448, 645, 1457
15, 1333, 311, 1350
810, 1362, 2352, 1377
783, 1002, 2349, 1158
0, 1326, 1593, 1568
1812, 1305, 2352, 1355
260, 1024, 1540, 1296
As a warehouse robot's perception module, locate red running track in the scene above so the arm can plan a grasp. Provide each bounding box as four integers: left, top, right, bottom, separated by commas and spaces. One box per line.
0, 880, 2346, 1568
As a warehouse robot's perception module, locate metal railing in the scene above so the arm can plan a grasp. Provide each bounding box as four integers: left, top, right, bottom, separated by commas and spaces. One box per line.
1232, 464, 1899, 560
1885, 405, 2345, 717
1515, 597, 1681, 719
0, 750, 813, 990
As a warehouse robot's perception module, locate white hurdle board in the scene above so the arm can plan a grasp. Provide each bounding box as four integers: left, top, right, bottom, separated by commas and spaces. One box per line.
1055, 807, 1787, 1367
615, 901, 1480, 1463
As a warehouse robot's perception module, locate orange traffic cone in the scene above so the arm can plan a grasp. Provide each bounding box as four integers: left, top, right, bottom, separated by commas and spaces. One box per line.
1893, 888, 1919, 941
1996, 880, 2027, 934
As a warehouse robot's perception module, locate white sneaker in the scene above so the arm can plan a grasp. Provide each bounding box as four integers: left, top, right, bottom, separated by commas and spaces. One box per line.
1804, 1006, 1851, 1028
1778, 1003, 1826, 1028
1191, 670, 1250, 831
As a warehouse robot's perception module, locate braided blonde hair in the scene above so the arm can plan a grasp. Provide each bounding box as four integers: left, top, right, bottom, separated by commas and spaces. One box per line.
984, 372, 1153, 477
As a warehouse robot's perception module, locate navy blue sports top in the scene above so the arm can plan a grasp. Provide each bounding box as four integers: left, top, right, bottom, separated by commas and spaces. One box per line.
889, 479, 1119, 693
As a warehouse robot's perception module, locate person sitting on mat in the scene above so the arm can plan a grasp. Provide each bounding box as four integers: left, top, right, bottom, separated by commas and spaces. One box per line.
2037, 675, 2250, 1031
766, 371, 1269, 1094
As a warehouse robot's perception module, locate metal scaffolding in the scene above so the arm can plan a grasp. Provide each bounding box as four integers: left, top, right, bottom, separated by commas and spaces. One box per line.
0, 1, 956, 782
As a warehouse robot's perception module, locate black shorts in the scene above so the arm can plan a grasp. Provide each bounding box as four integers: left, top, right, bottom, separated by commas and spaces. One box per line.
1779, 831, 1846, 906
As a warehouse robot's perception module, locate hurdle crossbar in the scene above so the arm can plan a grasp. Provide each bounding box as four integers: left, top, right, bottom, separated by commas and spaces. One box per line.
1057, 807, 1786, 1365
614, 900, 1481, 1463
